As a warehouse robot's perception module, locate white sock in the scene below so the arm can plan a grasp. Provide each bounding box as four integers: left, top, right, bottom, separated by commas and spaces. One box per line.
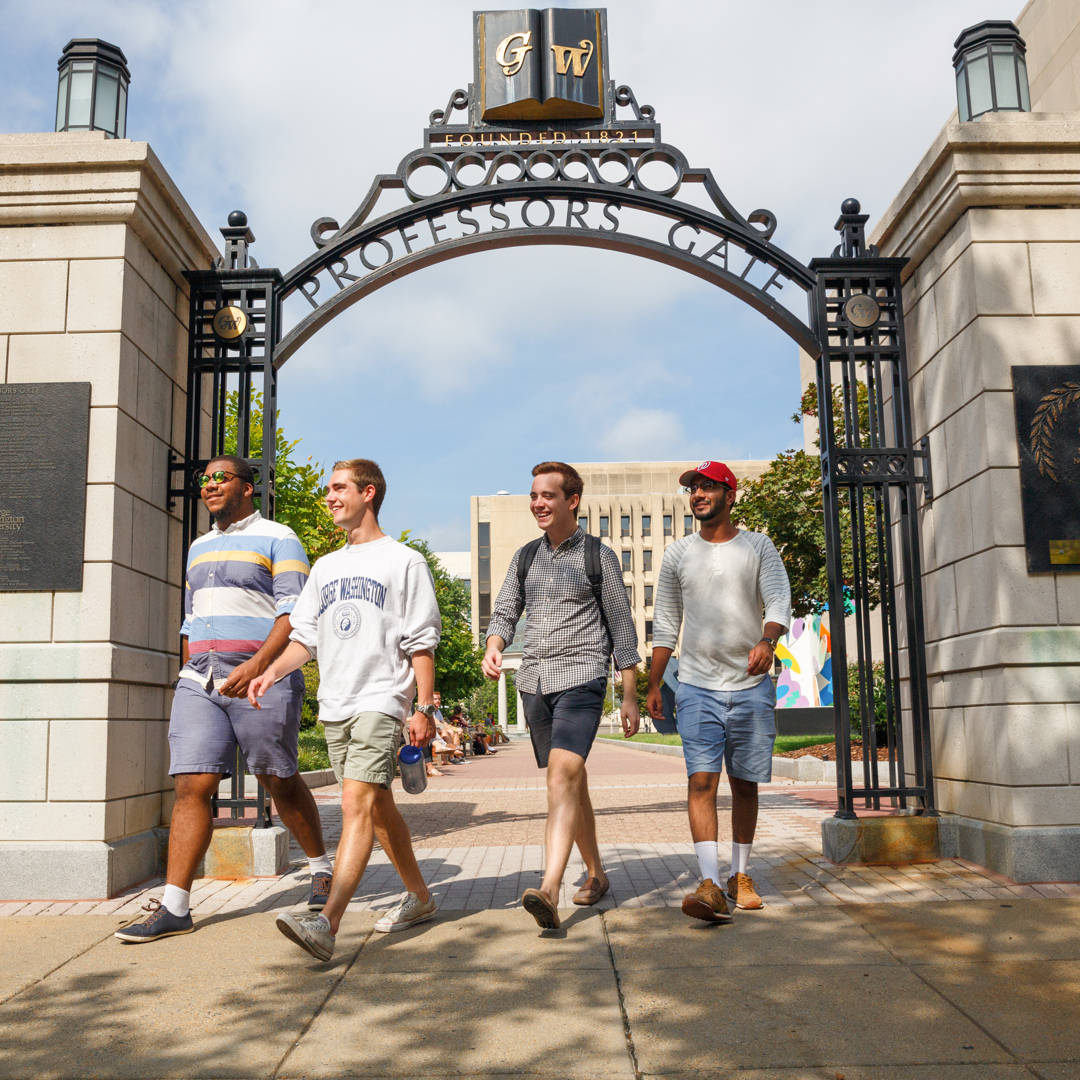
162, 884, 190, 917
731, 842, 752, 878
308, 854, 332, 875
694, 841, 721, 884
315, 913, 333, 934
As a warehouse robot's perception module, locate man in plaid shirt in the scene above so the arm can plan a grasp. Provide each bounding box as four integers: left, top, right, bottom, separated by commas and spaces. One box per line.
484, 462, 641, 930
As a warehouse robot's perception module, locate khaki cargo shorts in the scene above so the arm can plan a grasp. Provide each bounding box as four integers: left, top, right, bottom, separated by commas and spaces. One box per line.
322, 711, 404, 788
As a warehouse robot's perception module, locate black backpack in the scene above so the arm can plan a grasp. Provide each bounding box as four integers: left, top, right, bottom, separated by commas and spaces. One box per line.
515, 533, 612, 651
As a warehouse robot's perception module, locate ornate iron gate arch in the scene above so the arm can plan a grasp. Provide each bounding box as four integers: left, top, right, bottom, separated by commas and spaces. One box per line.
174, 13, 935, 822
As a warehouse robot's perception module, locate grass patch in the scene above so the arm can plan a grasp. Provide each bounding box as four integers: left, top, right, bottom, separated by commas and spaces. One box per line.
298, 722, 330, 771
599, 732, 682, 745
599, 732, 835, 754
775, 734, 833, 754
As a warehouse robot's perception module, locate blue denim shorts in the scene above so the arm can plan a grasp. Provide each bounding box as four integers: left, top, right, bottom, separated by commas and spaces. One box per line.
675, 677, 776, 782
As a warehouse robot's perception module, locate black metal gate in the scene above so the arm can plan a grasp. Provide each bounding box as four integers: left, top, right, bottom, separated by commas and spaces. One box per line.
176, 70, 935, 824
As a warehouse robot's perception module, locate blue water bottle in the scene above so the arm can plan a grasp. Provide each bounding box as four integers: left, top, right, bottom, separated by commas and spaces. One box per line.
398, 744, 428, 794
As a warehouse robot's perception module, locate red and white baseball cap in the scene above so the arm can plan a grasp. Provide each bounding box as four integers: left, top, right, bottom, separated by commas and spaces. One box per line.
678, 460, 737, 491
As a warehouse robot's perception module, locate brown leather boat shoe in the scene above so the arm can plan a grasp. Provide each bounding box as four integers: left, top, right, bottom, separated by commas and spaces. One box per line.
572, 876, 610, 906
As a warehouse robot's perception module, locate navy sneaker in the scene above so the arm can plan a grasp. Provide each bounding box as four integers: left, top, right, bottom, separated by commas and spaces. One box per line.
308, 871, 333, 911
114, 898, 194, 943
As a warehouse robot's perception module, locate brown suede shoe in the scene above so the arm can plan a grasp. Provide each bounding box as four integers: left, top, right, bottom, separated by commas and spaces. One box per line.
572, 876, 610, 906
681, 878, 733, 923
726, 872, 764, 910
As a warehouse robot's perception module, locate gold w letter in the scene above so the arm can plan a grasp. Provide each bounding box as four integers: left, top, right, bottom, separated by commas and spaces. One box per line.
550, 39, 595, 77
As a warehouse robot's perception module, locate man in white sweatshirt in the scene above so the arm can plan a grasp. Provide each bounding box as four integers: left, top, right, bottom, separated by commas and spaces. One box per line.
646, 460, 791, 922
248, 459, 441, 961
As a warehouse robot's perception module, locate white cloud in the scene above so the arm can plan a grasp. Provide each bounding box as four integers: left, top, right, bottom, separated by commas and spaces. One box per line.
600, 408, 688, 459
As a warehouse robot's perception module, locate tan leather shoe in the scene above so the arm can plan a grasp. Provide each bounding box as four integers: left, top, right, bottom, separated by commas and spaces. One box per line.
572, 876, 610, 906
681, 878, 733, 923
726, 872, 764, 910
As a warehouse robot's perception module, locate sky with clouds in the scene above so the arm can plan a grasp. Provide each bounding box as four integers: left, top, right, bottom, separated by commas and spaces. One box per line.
0, 0, 1000, 548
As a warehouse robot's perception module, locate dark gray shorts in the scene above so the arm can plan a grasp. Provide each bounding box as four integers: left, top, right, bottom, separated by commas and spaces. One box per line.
168, 670, 304, 778
521, 677, 607, 768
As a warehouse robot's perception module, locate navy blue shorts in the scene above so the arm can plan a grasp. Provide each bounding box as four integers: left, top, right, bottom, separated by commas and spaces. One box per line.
521, 677, 607, 768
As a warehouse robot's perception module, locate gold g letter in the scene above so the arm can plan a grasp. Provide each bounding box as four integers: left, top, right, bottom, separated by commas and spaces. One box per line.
495, 31, 533, 76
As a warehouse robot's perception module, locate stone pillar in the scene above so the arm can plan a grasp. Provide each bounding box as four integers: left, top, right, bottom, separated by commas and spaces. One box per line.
872, 114, 1080, 881
0, 133, 218, 898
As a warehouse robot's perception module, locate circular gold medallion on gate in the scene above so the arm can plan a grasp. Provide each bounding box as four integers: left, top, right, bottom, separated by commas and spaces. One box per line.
844, 293, 880, 328
212, 305, 247, 341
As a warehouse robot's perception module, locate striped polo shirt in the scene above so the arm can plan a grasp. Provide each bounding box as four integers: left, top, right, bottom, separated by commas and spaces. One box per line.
178, 510, 310, 682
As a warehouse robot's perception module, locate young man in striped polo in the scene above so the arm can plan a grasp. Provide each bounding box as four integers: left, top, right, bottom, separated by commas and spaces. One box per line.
646, 460, 791, 922
116, 455, 330, 943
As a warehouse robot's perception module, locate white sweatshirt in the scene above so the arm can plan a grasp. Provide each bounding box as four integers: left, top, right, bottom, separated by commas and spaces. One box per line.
288, 536, 442, 723
653, 530, 791, 692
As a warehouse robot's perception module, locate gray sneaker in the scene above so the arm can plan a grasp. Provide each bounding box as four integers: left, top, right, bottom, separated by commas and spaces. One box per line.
374, 892, 437, 933
114, 898, 194, 943
275, 910, 334, 961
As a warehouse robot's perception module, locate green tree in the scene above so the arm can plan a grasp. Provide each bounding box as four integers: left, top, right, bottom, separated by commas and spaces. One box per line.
400, 533, 485, 703
734, 382, 881, 618
466, 669, 517, 725
223, 390, 343, 560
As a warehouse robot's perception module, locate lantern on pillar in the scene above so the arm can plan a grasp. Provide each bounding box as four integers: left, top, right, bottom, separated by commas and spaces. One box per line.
55, 39, 131, 138
953, 20, 1030, 122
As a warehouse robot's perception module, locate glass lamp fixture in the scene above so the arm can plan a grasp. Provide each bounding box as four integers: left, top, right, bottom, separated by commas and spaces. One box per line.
55, 39, 130, 138
953, 20, 1030, 122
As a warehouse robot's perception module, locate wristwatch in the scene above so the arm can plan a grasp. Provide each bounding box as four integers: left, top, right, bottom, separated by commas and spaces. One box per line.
416, 704, 437, 718
759, 637, 779, 649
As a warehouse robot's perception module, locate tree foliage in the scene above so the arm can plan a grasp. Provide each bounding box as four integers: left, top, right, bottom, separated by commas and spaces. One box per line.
401, 533, 485, 704
466, 669, 518, 725
735, 380, 881, 618
223, 390, 343, 561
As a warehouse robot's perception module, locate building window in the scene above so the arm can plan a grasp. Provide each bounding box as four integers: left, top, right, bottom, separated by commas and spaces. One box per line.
642, 549, 652, 572
621, 514, 630, 537
578, 515, 588, 531
599, 515, 609, 537
477, 521, 491, 637
645, 619, 653, 642
641, 514, 651, 535
684, 514, 693, 533
663, 513, 673, 536
622, 549, 632, 572
625, 583, 633, 606
644, 585, 653, 607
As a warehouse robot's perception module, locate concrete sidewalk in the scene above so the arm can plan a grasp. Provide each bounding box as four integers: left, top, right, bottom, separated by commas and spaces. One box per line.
2, 898, 1078, 1078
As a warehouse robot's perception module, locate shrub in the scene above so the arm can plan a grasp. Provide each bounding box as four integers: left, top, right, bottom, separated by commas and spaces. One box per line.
847, 661, 890, 743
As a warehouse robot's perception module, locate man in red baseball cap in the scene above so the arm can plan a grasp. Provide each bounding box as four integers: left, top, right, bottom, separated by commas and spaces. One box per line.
647, 460, 791, 922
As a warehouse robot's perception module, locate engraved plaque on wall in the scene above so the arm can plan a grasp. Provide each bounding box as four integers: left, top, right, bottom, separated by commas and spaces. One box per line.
0, 383, 91, 591
1012, 365, 1080, 573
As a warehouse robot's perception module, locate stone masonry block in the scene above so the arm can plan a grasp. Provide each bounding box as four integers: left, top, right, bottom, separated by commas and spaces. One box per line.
1056, 572, 1080, 625
130, 498, 169, 580
972, 313, 1080, 395
7, 331, 133, 412
0, 720, 48, 800
929, 707, 966, 780
123, 231, 179, 313
136, 348, 172, 434
904, 287, 939, 374
952, 816, 1080, 882
921, 565, 959, 642
0, 592, 52, 642
123, 792, 162, 836
1030, 242, 1080, 314
989, 784, 1080, 829
198, 824, 289, 878
0, 222, 126, 261
972, 242, 1033, 316
969, 207, 1080, 244
0, 260, 67, 332
108, 564, 150, 649
0, 799, 122, 843
52, 561, 113, 642
961, 703, 1071, 786
954, 548, 1058, 634
1068, 703, 1080, 784
965, 468, 1025, 549
66, 258, 124, 332
0, 679, 112, 722
120, 261, 160, 357
822, 815, 942, 865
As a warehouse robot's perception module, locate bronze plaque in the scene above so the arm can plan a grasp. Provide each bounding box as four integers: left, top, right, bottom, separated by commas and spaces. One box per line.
1012, 365, 1080, 572
212, 305, 247, 341
0, 383, 91, 591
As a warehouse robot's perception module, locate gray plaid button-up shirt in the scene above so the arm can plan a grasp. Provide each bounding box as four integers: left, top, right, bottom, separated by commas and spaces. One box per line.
487, 529, 641, 695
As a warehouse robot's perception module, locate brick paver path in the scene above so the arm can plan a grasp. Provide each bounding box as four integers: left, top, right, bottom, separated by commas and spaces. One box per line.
4, 739, 1073, 918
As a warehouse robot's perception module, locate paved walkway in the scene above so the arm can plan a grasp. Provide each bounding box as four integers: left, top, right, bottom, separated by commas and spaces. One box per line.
3, 740, 1072, 920
3, 739, 1080, 1078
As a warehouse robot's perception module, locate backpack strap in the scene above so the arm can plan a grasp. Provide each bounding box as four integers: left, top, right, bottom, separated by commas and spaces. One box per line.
515, 536, 545, 600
